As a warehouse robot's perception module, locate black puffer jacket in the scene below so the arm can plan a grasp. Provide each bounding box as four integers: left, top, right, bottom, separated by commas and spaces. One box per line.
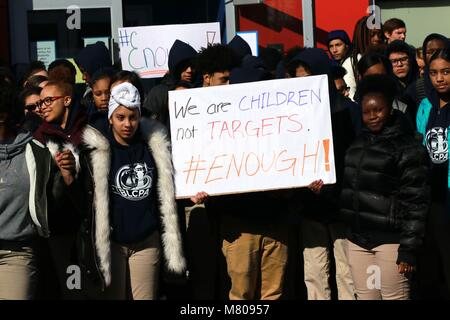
340, 111, 430, 264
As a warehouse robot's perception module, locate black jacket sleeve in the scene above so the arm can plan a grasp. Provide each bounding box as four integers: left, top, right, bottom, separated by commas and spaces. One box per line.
396, 141, 430, 265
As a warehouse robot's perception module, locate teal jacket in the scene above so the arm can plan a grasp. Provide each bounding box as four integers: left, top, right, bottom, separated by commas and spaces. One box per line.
416, 97, 450, 194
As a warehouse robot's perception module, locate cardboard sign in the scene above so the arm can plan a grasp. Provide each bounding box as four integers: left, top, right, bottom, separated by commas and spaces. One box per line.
169, 75, 336, 198
119, 22, 221, 79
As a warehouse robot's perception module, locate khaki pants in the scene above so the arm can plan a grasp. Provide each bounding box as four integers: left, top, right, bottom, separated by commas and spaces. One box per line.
347, 241, 410, 300
107, 231, 161, 300
301, 218, 355, 300
220, 214, 289, 300
0, 243, 37, 300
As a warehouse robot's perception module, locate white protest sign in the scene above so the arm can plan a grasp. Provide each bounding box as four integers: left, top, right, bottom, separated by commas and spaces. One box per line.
118, 22, 221, 79
169, 75, 336, 198
36, 41, 56, 69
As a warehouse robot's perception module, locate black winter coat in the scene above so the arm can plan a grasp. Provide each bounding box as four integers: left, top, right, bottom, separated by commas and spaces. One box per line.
340, 111, 430, 264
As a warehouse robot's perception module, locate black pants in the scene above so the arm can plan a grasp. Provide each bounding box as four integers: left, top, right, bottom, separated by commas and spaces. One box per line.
416, 201, 450, 299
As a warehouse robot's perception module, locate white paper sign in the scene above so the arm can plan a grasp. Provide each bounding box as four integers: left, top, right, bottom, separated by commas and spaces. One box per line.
118, 22, 221, 79
36, 41, 56, 69
236, 31, 259, 56
169, 75, 336, 198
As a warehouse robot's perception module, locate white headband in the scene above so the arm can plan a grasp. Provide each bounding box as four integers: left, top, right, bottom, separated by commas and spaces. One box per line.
108, 82, 141, 119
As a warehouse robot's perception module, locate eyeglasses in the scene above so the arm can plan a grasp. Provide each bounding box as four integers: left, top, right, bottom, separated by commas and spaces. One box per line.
38, 96, 64, 107
390, 56, 409, 65
25, 102, 41, 111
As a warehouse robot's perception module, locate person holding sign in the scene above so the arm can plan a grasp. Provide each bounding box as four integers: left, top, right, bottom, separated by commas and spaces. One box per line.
340, 74, 430, 300
64, 82, 186, 300
287, 48, 357, 300
188, 67, 292, 301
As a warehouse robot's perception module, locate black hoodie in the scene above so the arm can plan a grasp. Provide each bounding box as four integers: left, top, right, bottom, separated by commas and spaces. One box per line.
289, 48, 357, 223
386, 40, 419, 90
403, 34, 449, 110
75, 42, 112, 78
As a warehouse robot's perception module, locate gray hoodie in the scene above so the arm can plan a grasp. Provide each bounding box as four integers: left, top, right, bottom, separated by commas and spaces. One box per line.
0, 131, 37, 241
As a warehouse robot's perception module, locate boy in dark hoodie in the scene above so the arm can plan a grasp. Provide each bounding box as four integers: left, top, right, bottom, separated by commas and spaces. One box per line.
287, 48, 357, 300
75, 42, 113, 111
144, 39, 197, 127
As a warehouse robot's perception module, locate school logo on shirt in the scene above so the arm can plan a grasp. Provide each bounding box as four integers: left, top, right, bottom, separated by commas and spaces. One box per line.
112, 162, 153, 201
426, 127, 448, 164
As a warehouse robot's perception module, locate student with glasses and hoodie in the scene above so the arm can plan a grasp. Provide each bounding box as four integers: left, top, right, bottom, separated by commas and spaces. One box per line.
62, 82, 186, 300
0, 80, 71, 299
415, 46, 450, 299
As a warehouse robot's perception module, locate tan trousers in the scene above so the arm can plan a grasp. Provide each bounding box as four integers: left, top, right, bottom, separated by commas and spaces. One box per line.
220, 214, 289, 300
0, 244, 37, 300
347, 241, 410, 300
301, 218, 355, 300
107, 231, 161, 300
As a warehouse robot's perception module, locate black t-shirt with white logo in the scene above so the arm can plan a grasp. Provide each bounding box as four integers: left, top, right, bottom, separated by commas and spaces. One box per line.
108, 131, 158, 244
425, 104, 449, 202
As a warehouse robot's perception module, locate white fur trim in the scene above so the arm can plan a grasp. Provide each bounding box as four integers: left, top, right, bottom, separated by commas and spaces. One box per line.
63, 143, 81, 177
46, 141, 81, 178
141, 119, 187, 274
46, 141, 59, 159
82, 126, 112, 286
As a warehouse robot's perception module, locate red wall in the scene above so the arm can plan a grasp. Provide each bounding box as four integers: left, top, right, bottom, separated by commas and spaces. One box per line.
237, 0, 370, 52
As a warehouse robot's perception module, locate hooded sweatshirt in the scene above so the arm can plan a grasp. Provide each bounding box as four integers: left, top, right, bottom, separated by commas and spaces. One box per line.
75, 42, 112, 79
107, 128, 159, 244
0, 131, 36, 241
386, 40, 419, 91
168, 40, 197, 77
290, 48, 356, 222
404, 34, 450, 109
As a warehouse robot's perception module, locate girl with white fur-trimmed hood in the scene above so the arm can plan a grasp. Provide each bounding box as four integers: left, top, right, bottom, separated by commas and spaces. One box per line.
65, 81, 186, 300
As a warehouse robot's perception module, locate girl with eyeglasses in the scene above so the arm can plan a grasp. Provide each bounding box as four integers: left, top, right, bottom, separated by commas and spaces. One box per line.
32, 80, 88, 299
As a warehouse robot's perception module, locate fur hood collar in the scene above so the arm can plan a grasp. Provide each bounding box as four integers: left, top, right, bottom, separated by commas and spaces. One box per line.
82, 119, 186, 286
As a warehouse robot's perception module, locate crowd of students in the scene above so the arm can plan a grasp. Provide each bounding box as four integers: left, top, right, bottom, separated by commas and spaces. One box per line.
0, 15, 449, 300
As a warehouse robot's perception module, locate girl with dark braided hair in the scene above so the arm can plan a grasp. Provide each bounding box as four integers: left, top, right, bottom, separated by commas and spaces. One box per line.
343, 16, 385, 100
